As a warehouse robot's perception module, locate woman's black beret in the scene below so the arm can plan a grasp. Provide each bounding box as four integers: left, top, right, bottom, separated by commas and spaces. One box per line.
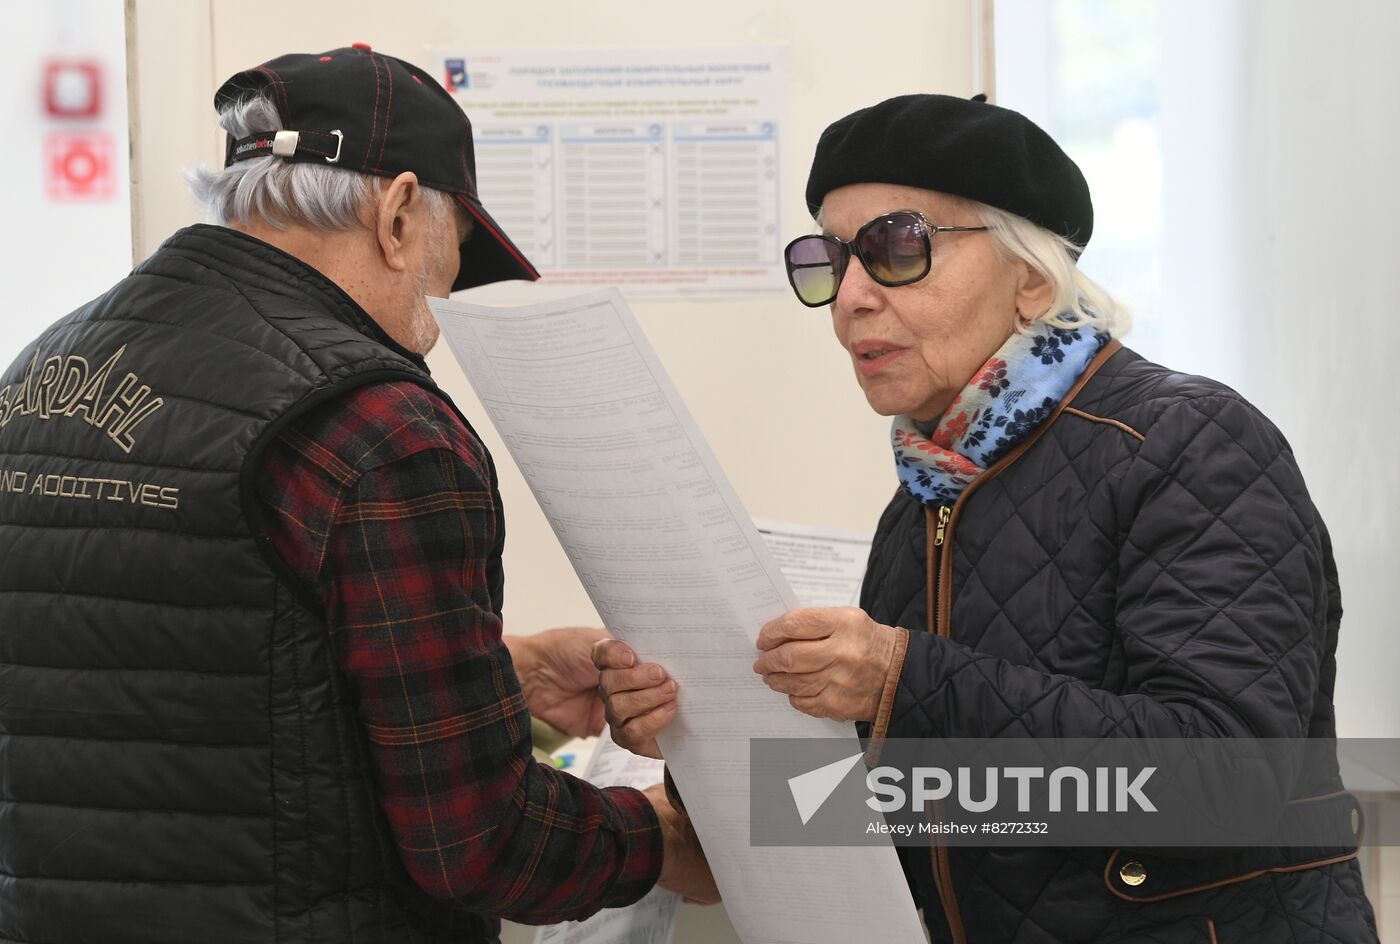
804, 93, 1094, 249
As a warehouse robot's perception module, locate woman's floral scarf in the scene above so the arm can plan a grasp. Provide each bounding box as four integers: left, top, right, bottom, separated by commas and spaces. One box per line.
893, 323, 1106, 506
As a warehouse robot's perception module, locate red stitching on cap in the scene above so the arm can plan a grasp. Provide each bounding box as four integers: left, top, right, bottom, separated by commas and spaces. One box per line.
376, 52, 395, 169
256, 66, 290, 115
319, 56, 331, 62
458, 196, 540, 278
268, 66, 290, 112
412, 75, 423, 84
366, 54, 383, 172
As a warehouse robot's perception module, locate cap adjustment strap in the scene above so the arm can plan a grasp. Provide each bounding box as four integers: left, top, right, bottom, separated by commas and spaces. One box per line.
226, 129, 345, 167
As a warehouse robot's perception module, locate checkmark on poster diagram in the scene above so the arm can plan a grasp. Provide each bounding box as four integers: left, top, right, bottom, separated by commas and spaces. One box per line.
788, 752, 865, 825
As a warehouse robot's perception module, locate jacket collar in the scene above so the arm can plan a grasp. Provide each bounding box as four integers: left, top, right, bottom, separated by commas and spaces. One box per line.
141, 224, 431, 373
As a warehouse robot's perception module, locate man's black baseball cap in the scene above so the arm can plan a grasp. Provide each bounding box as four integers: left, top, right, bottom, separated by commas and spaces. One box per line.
215, 44, 538, 291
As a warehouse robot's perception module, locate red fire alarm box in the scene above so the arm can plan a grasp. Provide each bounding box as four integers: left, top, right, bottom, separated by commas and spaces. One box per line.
45, 132, 115, 201
44, 60, 103, 119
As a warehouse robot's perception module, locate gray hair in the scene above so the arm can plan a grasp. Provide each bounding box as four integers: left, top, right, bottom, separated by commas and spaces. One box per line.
187, 94, 454, 231
972, 201, 1132, 339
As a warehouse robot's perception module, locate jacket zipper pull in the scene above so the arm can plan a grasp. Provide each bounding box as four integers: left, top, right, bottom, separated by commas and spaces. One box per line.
933, 504, 951, 546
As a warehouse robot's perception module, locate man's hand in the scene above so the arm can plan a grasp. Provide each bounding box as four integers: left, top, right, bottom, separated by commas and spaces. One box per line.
506, 627, 609, 737
644, 783, 720, 905
752, 607, 900, 723
592, 639, 677, 759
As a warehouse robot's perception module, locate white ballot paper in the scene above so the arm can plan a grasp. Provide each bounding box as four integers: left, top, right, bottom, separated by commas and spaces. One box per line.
535, 729, 679, 944
431, 290, 924, 944
754, 519, 873, 609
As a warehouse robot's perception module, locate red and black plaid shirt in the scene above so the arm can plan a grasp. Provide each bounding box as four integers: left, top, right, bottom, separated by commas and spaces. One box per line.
255, 380, 662, 923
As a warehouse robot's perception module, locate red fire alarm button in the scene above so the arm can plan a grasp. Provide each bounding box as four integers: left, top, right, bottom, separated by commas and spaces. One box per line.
44, 60, 103, 119
45, 132, 115, 202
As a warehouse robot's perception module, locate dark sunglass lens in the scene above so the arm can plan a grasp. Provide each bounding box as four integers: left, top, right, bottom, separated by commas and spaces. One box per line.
786, 236, 843, 305
860, 213, 929, 284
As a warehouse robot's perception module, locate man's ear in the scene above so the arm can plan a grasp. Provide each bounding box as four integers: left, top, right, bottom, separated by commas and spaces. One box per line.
374, 171, 423, 274
1013, 258, 1056, 321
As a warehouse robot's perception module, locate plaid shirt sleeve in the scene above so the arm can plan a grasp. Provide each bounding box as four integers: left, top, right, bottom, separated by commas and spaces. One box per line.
254, 381, 663, 923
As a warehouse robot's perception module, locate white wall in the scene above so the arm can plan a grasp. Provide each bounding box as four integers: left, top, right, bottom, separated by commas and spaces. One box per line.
0, 0, 131, 370
1230, 0, 1400, 739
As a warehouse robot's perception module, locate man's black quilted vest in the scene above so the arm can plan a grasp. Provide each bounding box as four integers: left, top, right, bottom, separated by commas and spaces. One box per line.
0, 225, 497, 943
862, 344, 1377, 943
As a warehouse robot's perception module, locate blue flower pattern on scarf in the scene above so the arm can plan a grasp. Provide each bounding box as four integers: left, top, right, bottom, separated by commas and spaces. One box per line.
892, 324, 1106, 508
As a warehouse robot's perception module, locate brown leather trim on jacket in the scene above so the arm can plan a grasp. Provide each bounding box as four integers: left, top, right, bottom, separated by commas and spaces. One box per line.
1062, 405, 1146, 441
912, 340, 1122, 944
934, 339, 1122, 635
934, 835, 966, 942
1102, 848, 1361, 904
867, 627, 909, 749
926, 503, 939, 634
1287, 789, 1350, 806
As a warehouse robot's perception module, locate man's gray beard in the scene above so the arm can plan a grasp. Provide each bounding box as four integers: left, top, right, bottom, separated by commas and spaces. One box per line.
404, 205, 454, 356
406, 294, 441, 355
405, 259, 443, 356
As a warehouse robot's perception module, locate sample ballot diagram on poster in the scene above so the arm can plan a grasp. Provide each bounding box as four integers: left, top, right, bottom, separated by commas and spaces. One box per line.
440, 46, 787, 298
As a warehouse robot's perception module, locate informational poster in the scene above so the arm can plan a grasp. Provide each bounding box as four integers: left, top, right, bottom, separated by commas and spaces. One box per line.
437, 46, 788, 298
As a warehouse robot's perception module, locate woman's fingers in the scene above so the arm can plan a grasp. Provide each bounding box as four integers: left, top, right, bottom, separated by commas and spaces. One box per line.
787, 694, 836, 719
753, 609, 897, 724
755, 607, 860, 651
758, 671, 825, 697
752, 638, 834, 676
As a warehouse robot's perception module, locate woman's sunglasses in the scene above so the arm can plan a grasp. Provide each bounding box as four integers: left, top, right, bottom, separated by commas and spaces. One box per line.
783, 210, 989, 307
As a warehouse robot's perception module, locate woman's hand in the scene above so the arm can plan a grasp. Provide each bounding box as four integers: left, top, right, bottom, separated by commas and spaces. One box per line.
753, 607, 900, 723
591, 639, 678, 759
